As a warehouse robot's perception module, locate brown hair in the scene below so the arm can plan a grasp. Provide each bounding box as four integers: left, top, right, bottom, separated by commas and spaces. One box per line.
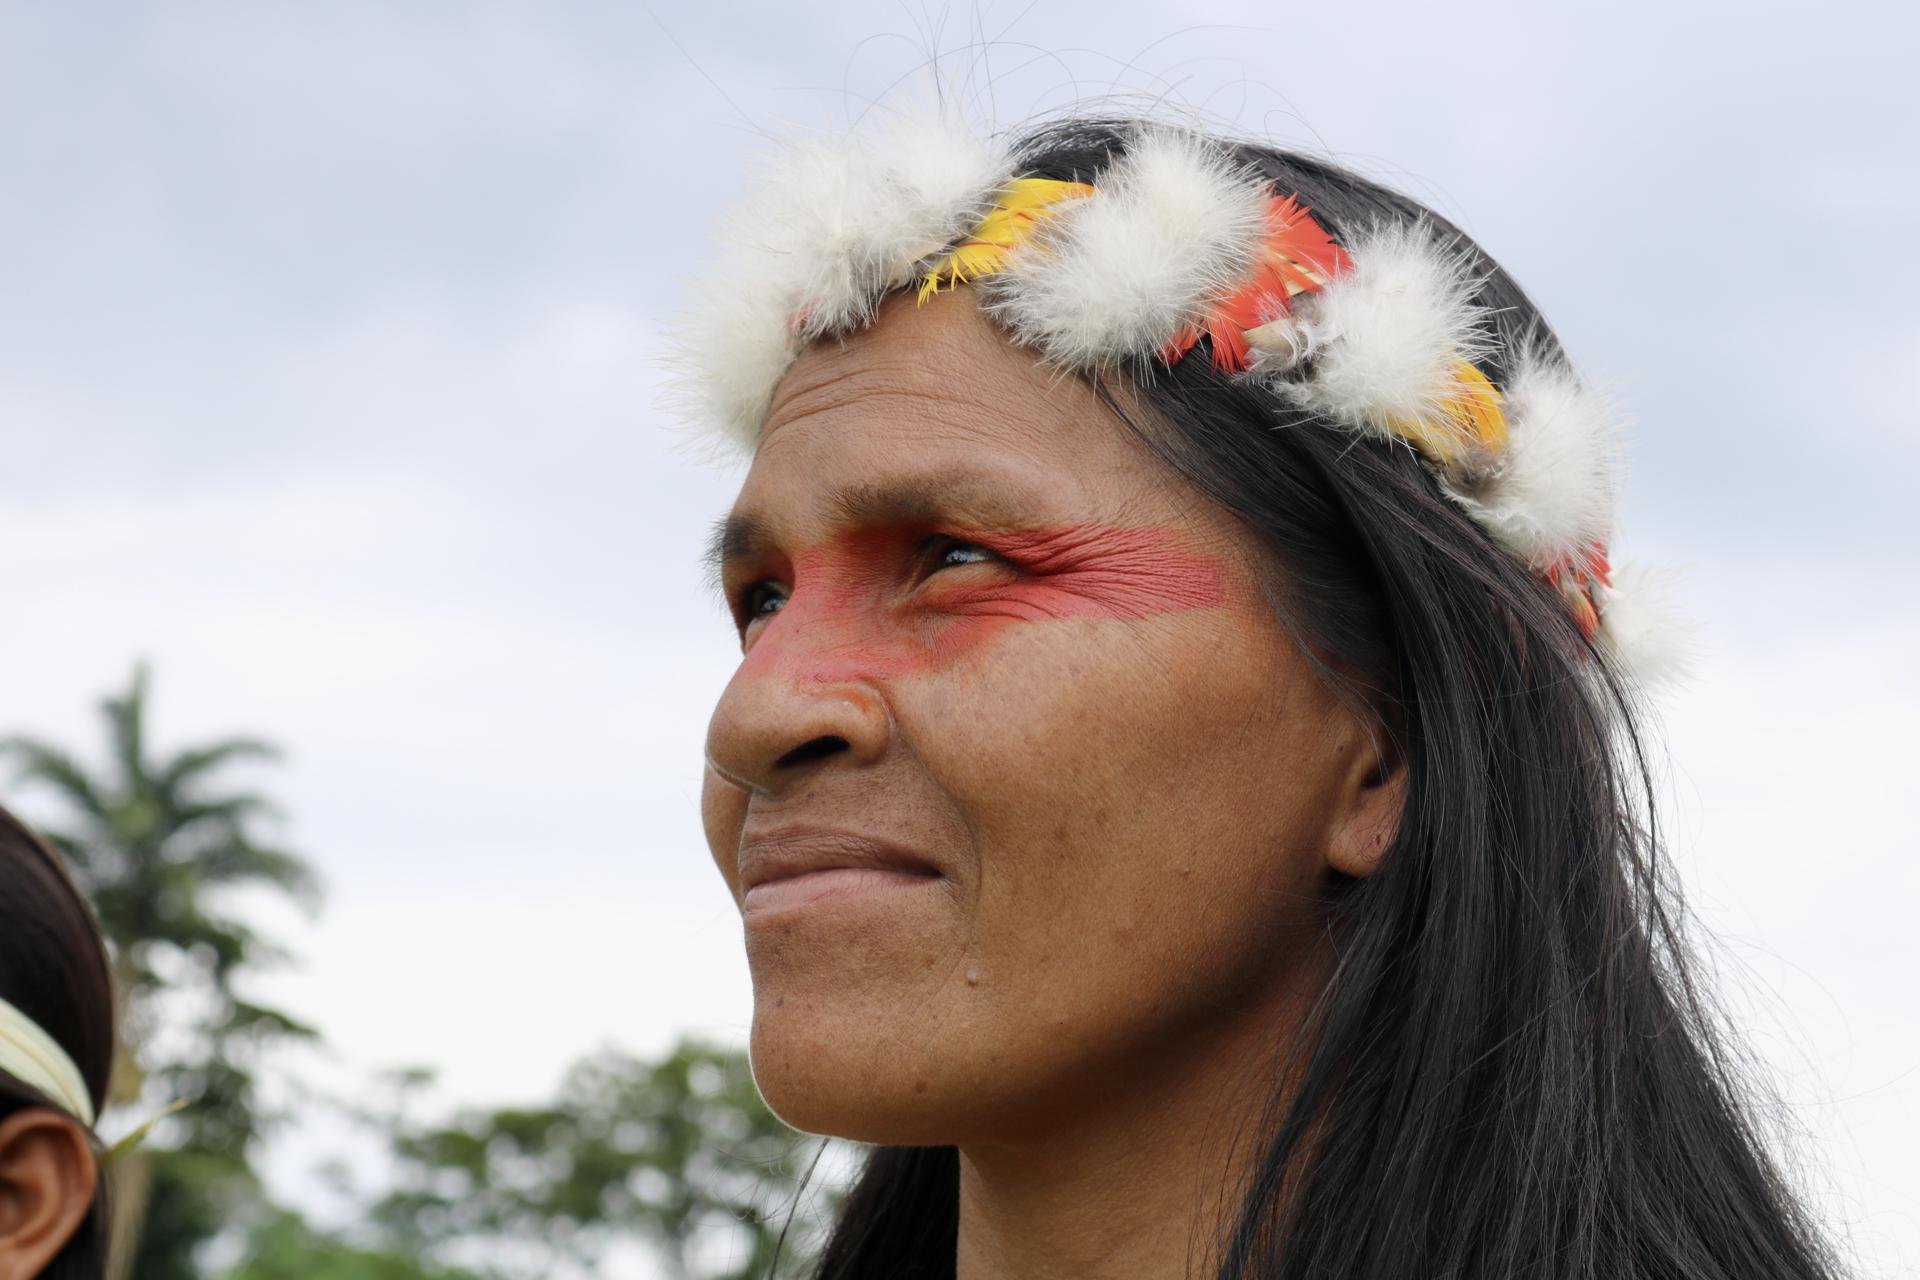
803, 117, 1846, 1280
0, 803, 115, 1276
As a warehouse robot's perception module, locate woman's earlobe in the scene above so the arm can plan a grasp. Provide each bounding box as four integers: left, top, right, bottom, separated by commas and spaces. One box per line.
0, 1107, 98, 1277
1325, 725, 1407, 880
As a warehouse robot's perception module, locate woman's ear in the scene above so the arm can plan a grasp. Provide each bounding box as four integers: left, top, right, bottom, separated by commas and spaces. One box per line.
0, 1107, 97, 1279
1325, 716, 1407, 880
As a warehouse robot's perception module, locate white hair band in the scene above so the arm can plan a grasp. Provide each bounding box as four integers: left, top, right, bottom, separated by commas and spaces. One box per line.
0, 992, 95, 1126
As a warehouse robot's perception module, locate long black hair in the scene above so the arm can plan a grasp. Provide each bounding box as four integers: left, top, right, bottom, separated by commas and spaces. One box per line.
800, 118, 1847, 1280
0, 803, 115, 1278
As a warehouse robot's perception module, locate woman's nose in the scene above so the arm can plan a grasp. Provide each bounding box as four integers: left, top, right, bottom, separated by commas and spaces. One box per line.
704, 632, 893, 797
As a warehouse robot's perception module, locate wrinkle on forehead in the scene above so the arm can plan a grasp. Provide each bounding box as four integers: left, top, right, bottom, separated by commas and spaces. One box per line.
759, 291, 1111, 462
739, 291, 1243, 568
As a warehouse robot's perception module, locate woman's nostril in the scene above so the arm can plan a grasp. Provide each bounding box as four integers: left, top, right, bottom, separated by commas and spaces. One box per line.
776, 735, 851, 769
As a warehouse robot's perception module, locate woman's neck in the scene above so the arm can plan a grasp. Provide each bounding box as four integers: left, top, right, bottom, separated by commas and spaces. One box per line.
956, 1103, 1233, 1279
952, 958, 1325, 1280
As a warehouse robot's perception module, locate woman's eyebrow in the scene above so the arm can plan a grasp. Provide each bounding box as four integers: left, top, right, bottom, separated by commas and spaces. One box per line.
702, 511, 772, 594
828, 471, 1049, 532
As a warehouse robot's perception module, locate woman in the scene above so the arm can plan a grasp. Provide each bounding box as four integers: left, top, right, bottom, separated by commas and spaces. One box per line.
675, 114, 1845, 1278
0, 805, 113, 1278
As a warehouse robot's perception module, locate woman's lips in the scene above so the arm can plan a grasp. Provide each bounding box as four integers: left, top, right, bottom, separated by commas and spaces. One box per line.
742, 865, 941, 918
737, 827, 944, 921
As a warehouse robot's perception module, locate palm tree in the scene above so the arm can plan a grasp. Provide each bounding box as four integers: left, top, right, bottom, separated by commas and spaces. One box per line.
1, 663, 322, 1278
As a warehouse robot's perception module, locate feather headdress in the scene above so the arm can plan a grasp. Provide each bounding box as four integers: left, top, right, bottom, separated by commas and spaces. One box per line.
661, 114, 1683, 689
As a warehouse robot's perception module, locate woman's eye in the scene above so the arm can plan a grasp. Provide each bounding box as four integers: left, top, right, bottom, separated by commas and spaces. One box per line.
932, 539, 999, 570
740, 582, 788, 622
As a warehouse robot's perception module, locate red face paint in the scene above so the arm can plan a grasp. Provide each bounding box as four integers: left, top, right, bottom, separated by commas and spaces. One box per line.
733, 523, 1227, 687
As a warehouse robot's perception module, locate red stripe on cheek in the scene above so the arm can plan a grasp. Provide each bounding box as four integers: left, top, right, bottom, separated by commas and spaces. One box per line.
734, 524, 1228, 686
734, 541, 917, 685
944, 525, 1226, 621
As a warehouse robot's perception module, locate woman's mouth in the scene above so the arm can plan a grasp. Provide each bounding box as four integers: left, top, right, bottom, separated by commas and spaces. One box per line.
743, 865, 943, 918
737, 827, 944, 921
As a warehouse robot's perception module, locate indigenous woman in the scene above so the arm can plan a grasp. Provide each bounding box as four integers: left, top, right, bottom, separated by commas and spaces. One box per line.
676, 114, 1846, 1278
0, 805, 113, 1278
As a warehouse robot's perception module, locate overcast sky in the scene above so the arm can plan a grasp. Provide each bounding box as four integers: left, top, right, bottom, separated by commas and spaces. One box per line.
1, 1, 1915, 1271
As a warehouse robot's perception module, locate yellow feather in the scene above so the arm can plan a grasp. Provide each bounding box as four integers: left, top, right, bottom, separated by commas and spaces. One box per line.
1443, 359, 1510, 453
918, 178, 1094, 303
1388, 359, 1509, 464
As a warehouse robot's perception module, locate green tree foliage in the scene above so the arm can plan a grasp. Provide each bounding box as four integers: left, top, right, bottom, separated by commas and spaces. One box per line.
228, 1210, 482, 1280
127, 1148, 279, 1280
372, 1041, 838, 1280
1, 664, 322, 1275
4, 669, 837, 1277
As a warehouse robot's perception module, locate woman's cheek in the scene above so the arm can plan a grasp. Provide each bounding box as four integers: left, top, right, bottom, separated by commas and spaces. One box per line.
910, 617, 1171, 828
904, 543, 1245, 787
700, 767, 749, 894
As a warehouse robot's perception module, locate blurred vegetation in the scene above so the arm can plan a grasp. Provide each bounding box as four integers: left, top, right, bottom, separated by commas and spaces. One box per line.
372, 1044, 830, 1279
228, 1210, 482, 1280
3, 664, 320, 1276
2, 666, 837, 1277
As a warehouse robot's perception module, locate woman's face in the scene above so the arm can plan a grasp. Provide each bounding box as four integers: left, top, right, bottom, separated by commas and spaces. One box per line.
702, 290, 1390, 1145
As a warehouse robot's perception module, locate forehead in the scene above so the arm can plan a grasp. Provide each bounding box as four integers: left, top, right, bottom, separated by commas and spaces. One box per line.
737, 290, 1170, 529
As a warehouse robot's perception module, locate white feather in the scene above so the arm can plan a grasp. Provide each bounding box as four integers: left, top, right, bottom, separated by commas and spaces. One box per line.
1282, 219, 1492, 441
1595, 561, 1695, 690
778, 115, 1011, 340
658, 114, 1009, 450
1449, 351, 1622, 566
983, 126, 1270, 368
1244, 312, 1320, 373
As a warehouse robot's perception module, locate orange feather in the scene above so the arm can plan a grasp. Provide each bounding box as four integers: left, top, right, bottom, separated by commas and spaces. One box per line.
1163, 195, 1351, 371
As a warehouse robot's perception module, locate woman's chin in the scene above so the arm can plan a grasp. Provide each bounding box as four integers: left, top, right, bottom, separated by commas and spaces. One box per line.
746, 1007, 991, 1145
